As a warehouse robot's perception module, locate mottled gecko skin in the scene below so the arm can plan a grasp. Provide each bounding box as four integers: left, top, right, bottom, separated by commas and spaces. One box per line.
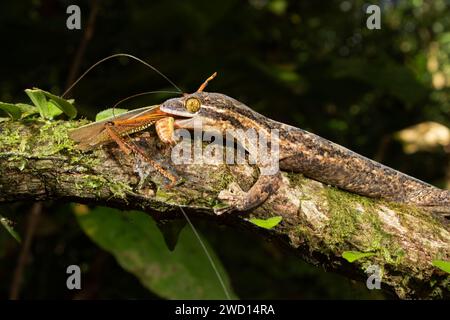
160, 92, 450, 215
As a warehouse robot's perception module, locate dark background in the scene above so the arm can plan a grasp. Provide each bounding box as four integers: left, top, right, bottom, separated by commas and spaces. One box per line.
0, 0, 448, 299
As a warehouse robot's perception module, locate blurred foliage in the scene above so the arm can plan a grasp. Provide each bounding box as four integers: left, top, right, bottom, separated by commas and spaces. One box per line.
75, 206, 235, 299
0, 0, 449, 299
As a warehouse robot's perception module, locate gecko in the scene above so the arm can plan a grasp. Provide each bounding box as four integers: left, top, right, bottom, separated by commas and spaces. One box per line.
155, 91, 450, 216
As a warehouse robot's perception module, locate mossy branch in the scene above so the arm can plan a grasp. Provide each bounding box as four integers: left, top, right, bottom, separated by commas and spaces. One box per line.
0, 119, 449, 299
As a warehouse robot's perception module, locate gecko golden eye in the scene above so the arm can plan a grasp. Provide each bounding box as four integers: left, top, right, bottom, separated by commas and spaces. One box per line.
185, 97, 201, 113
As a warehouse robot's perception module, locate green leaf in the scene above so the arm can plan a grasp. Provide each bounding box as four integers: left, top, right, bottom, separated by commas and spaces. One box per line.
0, 215, 21, 243
41, 90, 77, 119
342, 251, 375, 263
76, 207, 236, 299
432, 260, 450, 274
95, 108, 129, 121
25, 89, 51, 119
156, 219, 187, 251
248, 216, 282, 229
26, 88, 77, 119
0, 102, 22, 120
16, 103, 39, 118
47, 100, 63, 118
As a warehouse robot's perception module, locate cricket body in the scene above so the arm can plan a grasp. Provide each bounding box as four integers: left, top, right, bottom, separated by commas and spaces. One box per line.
159, 91, 450, 216
69, 104, 180, 185
68, 105, 166, 151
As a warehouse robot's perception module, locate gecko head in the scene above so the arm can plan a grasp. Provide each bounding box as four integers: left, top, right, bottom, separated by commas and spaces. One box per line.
160, 92, 235, 133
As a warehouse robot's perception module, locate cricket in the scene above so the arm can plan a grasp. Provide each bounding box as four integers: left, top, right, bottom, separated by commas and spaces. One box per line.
67, 54, 218, 187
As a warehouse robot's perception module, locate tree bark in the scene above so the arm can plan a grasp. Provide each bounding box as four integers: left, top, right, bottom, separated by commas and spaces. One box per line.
0, 118, 449, 299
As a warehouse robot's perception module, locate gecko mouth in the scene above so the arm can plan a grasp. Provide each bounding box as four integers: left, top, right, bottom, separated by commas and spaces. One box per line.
173, 117, 202, 129
158, 109, 201, 129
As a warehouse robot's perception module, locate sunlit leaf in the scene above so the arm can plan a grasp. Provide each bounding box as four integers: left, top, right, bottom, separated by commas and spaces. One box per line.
39, 89, 77, 119
26, 88, 77, 119
432, 260, 450, 274
342, 251, 375, 263
16, 103, 39, 118
248, 216, 282, 229
0, 102, 22, 120
25, 89, 55, 119
46, 100, 63, 118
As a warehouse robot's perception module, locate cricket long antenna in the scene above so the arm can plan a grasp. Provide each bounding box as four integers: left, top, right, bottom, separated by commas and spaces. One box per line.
178, 206, 231, 300
62, 53, 183, 98
112, 90, 182, 111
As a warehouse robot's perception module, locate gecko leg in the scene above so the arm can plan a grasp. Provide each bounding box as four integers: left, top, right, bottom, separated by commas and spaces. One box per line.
214, 169, 282, 215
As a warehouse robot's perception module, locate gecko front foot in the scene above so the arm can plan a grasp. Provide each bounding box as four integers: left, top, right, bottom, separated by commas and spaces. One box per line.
214, 182, 248, 215
214, 172, 282, 215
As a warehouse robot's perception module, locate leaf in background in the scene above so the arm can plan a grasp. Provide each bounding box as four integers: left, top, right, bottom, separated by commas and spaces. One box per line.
95, 108, 129, 121
26, 88, 77, 119
46, 100, 63, 118
0, 102, 22, 120
0, 214, 21, 243
248, 216, 282, 229
432, 260, 450, 274
76, 207, 236, 299
25, 89, 52, 119
342, 251, 375, 263
156, 219, 187, 251
16, 103, 39, 118
39, 89, 77, 119
331, 58, 427, 104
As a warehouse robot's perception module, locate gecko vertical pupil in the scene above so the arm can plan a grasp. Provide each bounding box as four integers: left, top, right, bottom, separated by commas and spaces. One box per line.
185, 98, 201, 113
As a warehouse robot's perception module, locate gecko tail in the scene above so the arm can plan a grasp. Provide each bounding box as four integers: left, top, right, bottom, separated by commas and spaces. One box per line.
418, 205, 450, 218
405, 188, 450, 218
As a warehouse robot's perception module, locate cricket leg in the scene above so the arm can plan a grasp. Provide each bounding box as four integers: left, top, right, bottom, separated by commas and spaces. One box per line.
104, 123, 179, 187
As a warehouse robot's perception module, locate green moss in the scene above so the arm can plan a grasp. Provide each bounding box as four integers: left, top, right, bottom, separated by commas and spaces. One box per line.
35, 120, 78, 156
0, 119, 88, 160
109, 180, 133, 199
324, 186, 408, 267
80, 175, 107, 190
286, 171, 307, 188
214, 165, 234, 191
0, 125, 25, 151
294, 224, 319, 249
155, 188, 176, 203
324, 187, 364, 248
74, 173, 134, 200
384, 201, 422, 219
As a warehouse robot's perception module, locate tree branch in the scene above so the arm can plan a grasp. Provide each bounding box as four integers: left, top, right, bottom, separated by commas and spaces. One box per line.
0, 119, 449, 299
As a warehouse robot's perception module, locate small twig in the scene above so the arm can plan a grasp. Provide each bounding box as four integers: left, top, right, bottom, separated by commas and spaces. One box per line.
9, 202, 43, 300
64, 0, 101, 93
